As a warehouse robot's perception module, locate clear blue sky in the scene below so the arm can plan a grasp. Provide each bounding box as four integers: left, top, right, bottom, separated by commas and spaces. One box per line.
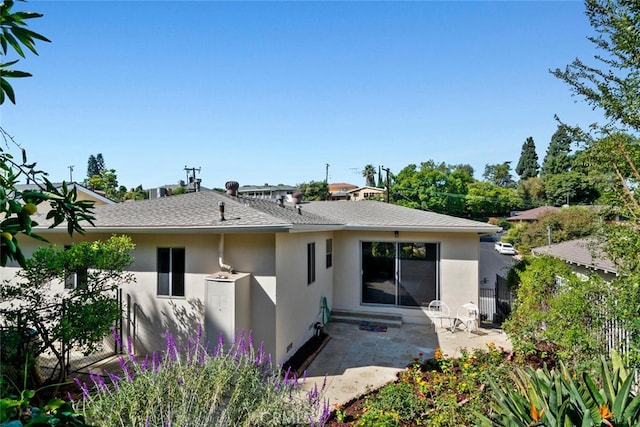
2, 0, 603, 190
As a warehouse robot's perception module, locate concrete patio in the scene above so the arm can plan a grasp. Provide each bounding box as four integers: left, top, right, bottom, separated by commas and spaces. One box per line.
301, 320, 512, 406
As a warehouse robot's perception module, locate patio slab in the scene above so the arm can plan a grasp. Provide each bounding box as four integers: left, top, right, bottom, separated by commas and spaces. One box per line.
301, 320, 512, 406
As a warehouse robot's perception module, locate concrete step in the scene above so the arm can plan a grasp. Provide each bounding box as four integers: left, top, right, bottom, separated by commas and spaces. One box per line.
330, 309, 402, 327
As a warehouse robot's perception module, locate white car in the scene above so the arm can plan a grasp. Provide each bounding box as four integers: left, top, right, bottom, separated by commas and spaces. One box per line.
494, 242, 516, 255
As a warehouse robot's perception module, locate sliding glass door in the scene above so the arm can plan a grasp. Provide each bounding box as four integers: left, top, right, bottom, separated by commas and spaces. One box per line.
361, 241, 439, 307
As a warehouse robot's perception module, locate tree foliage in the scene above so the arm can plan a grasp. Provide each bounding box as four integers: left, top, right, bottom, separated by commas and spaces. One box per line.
503, 255, 608, 369
0, 1, 94, 267
86, 153, 105, 179
507, 206, 600, 253
391, 161, 473, 216
515, 136, 539, 180
0, 236, 135, 385
361, 164, 376, 187
552, 0, 640, 132
483, 162, 516, 188
541, 125, 574, 178
465, 181, 522, 218
0, 0, 50, 104
297, 180, 329, 201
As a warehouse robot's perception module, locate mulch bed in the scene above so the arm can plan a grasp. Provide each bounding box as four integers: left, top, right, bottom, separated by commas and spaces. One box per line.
281, 332, 330, 378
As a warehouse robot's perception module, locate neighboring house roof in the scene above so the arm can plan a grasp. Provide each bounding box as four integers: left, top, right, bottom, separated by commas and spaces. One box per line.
31, 189, 499, 235
506, 206, 560, 221
531, 238, 617, 275
303, 200, 498, 233
328, 183, 357, 192
238, 184, 298, 192
346, 186, 385, 194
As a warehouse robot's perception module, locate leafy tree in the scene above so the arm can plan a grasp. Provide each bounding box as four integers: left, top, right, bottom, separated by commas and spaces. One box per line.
517, 177, 546, 205
551, 0, 640, 365
391, 161, 472, 216
552, 0, 640, 132
465, 181, 522, 219
543, 170, 600, 205
541, 125, 574, 177
0, 1, 94, 267
377, 165, 384, 188
123, 185, 148, 201
483, 162, 516, 188
86, 153, 105, 179
297, 180, 329, 201
0, 0, 50, 104
515, 137, 539, 180
507, 206, 600, 254
362, 164, 376, 187
0, 236, 135, 385
87, 168, 126, 201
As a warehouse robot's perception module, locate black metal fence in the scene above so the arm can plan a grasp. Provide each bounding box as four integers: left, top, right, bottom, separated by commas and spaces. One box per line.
0, 290, 122, 383
478, 275, 515, 325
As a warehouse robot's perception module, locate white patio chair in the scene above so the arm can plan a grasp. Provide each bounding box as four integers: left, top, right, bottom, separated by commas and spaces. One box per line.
451, 303, 479, 337
427, 300, 450, 329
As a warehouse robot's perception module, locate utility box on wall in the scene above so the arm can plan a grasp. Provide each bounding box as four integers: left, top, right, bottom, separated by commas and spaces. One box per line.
204, 272, 251, 347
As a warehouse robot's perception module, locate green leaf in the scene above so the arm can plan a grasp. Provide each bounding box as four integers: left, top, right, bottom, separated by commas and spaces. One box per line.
0, 76, 16, 104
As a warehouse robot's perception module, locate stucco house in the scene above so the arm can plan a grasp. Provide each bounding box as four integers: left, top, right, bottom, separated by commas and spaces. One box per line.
2, 189, 498, 364
347, 186, 386, 201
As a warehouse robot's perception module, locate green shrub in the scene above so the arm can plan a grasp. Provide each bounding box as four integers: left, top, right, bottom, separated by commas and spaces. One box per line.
353, 344, 510, 426
504, 255, 608, 369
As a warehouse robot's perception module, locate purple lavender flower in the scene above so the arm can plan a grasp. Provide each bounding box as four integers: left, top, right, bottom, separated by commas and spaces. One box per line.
140, 355, 149, 372
111, 326, 122, 348
166, 330, 178, 361
215, 333, 224, 357
74, 377, 89, 400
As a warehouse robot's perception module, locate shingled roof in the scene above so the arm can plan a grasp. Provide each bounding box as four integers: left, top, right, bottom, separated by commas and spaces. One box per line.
506, 206, 560, 221
303, 200, 498, 233
32, 190, 499, 234
531, 238, 617, 275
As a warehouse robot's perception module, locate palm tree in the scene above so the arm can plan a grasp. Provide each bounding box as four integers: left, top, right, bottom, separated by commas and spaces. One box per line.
362, 164, 376, 187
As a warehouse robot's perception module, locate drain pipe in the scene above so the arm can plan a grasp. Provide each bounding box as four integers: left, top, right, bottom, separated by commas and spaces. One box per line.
218, 233, 235, 273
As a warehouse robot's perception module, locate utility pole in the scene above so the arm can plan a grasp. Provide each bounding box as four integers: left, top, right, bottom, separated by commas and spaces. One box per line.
184, 166, 201, 192
381, 166, 390, 203
68, 165, 74, 183
325, 163, 330, 183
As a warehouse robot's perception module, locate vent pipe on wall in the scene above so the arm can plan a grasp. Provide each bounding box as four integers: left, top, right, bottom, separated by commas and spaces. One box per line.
218, 233, 234, 273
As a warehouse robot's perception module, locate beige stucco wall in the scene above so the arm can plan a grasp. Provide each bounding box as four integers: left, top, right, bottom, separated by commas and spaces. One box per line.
2, 226, 481, 365
331, 229, 480, 325
274, 231, 334, 364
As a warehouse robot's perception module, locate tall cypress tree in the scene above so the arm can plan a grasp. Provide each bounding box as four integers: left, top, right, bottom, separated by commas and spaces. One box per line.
541, 125, 573, 177
515, 136, 539, 180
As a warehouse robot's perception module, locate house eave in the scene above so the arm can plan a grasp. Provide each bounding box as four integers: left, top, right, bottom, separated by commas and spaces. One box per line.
340, 225, 500, 234
33, 224, 297, 235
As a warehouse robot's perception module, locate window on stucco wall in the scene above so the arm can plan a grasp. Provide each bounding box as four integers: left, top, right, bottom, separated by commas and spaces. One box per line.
307, 242, 316, 285
157, 247, 185, 297
326, 238, 333, 268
